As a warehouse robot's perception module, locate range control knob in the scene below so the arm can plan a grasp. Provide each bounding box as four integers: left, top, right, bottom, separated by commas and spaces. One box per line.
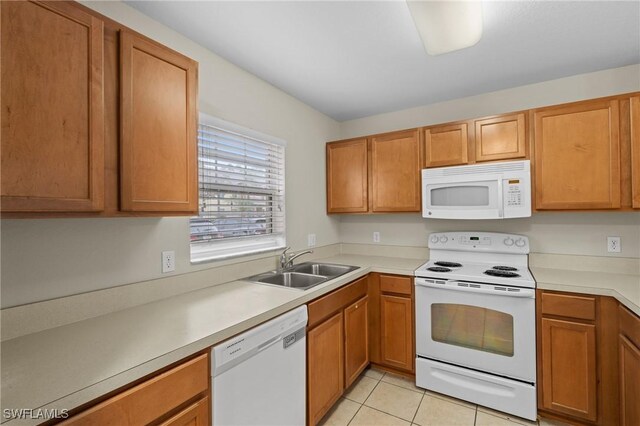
515, 239, 526, 248
430, 235, 439, 244
439, 236, 449, 244
503, 237, 514, 246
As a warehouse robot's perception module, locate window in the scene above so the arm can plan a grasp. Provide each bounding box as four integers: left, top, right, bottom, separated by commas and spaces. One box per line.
190, 114, 286, 262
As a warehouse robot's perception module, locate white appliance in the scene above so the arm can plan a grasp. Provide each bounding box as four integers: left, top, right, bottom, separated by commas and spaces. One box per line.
414, 232, 537, 421
422, 160, 531, 219
212, 306, 308, 426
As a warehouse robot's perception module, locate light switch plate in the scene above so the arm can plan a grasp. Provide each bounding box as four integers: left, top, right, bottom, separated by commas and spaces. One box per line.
308, 234, 316, 247
162, 251, 176, 273
373, 232, 381, 243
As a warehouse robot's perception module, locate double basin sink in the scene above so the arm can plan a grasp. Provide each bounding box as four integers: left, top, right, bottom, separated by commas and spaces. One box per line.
244, 262, 359, 291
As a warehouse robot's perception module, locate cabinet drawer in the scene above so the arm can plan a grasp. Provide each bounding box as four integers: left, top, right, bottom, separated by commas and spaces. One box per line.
308, 276, 368, 328
619, 305, 640, 348
541, 292, 596, 321
380, 274, 412, 296
63, 353, 209, 425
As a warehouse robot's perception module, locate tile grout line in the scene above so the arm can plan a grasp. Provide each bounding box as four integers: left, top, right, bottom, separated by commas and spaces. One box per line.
361, 378, 424, 424
411, 392, 426, 425
347, 371, 384, 426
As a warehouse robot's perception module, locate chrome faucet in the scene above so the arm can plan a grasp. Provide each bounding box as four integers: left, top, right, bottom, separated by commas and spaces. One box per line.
278, 247, 314, 271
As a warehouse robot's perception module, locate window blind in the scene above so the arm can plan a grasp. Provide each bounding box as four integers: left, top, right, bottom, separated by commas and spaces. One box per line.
190, 121, 285, 250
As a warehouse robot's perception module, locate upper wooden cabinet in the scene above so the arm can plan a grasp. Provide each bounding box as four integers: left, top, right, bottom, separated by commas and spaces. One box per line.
326, 139, 368, 213
474, 113, 526, 162
120, 31, 198, 213
1, 1, 105, 212
533, 99, 621, 210
631, 96, 640, 209
1, 1, 199, 217
370, 130, 421, 212
424, 123, 468, 167
326, 130, 421, 214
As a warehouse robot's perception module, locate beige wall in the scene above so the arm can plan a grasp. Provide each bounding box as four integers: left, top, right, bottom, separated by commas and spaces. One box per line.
2, 4, 638, 309
0, 1, 341, 308
339, 65, 640, 259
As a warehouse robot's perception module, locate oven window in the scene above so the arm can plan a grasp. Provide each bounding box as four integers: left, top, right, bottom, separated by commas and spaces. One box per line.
431, 186, 490, 207
431, 303, 514, 357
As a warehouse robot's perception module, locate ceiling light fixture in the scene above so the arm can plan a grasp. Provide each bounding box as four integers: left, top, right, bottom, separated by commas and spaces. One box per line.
406, 1, 483, 56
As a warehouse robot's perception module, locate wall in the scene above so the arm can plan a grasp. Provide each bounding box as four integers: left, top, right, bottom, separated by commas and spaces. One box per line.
339, 64, 640, 259
0, 1, 341, 308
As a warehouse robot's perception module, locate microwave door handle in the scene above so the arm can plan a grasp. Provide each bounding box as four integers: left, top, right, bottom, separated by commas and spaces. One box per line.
497, 179, 504, 218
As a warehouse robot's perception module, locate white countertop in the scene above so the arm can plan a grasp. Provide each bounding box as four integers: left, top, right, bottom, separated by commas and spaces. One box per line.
2, 253, 638, 425
0, 254, 422, 425
531, 266, 640, 316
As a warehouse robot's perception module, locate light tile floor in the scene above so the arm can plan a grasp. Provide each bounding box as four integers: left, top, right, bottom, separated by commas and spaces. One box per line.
319, 367, 570, 426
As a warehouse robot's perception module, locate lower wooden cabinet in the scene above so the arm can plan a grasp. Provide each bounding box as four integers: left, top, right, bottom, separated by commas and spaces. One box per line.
619, 305, 640, 426
62, 353, 210, 425
381, 294, 414, 372
344, 296, 369, 387
540, 317, 597, 421
307, 276, 369, 425
307, 311, 344, 425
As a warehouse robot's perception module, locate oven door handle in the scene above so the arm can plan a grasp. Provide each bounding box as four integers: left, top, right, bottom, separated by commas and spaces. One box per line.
415, 278, 535, 298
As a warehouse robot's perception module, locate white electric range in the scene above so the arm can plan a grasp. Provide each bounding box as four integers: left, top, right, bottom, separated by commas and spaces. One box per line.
414, 232, 537, 421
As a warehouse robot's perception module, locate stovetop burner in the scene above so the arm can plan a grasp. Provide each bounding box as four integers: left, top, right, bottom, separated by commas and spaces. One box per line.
484, 269, 521, 278
492, 266, 518, 271
434, 261, 462, 268
427, 266, 452, 272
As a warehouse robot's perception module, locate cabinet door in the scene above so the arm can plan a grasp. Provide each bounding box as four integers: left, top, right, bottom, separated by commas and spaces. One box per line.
371, 130, 421, 212
120, 31, 198, 213
308, 312, 344, 425
619, 335, 640, 426
475, 113, 526, 162
424, 123, 468, 168
533, 100, 620, 210
541, 318, 597, 422
1, 0, 104, 212
159, 397, 209, 426
381, 295, 414, 372
631, 96, 640, 209
344, 296, 369, 388
326, 139, 368, 213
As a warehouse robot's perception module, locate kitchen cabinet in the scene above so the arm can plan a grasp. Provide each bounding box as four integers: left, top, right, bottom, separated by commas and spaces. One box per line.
533, 99, 621, 210
326, 130, 421, 214
307, 276, 368, 425
474, 113, 527, 162
1, 0, 105, 212
631, 96, 640, 209
326, 138, 368, 213
62, 353, 210, 425
537, 291, 620, 426
120, 31, 198, 213
1, 0, 199, 217
540, 317, 597, 421
307, 312, 344, 426
370, 130, 422, 212
618, 305, 640, 426
424, 122, 469, 167
369, 273, 415, 373
344, 296, 369, 387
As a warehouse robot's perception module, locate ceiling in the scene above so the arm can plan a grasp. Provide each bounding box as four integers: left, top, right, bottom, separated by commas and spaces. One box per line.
126, 1, 640, 121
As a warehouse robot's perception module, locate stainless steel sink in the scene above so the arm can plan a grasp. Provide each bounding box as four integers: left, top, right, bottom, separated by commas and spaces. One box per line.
243, 262, 359, 291
288, 262, 358, 277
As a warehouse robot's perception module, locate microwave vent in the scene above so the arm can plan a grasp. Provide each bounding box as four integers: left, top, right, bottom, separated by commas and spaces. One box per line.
425, 161, 527, 177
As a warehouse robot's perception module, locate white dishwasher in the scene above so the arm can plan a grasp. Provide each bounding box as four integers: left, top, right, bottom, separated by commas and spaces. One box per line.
212, 305, 308, 425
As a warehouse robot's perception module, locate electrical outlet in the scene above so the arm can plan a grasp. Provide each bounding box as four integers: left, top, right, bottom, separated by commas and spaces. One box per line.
373, 231, 381, 243
162, 251, 176, 273
308, 233, 316, 247
607, 236, 621, 253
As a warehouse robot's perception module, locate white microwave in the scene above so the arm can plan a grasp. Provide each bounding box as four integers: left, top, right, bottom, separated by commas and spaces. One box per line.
422, 160, 531, 220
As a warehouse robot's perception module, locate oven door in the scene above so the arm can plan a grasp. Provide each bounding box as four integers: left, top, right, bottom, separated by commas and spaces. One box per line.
422, 175, 503, 220
415, 278, 536, 383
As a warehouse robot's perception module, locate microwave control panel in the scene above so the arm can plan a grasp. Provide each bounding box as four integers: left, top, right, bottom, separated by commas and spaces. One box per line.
505, 179, 524, 207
